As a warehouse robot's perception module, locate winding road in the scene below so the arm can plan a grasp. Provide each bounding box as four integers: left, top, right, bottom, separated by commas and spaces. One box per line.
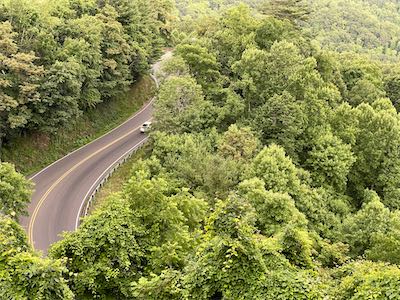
20, 51, 172, 254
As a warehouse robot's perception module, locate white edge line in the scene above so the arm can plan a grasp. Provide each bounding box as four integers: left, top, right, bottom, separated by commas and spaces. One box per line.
29, 74, 159, 181
74, 136, 149, 229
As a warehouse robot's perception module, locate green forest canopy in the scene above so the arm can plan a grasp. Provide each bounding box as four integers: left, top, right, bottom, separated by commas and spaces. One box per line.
176, 0, 400, 60
0, 0, 173, 149
3, 0, 400, 299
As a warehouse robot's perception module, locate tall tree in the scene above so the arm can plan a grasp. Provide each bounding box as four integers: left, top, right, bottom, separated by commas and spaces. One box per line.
0, 21, 44, 146
0, 216, 74, 299
182, 196, 268, 299
154, 75, 216, 133
0, 162, 32, 219
306, 130, 355, 191
96, 5, 131, 99
260, 0, 310, 23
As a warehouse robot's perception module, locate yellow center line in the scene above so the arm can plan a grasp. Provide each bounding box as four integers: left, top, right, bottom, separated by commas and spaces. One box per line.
28, 123, 147, 249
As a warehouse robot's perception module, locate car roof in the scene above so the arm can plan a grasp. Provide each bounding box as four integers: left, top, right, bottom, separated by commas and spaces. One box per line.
143, 121, 152, 125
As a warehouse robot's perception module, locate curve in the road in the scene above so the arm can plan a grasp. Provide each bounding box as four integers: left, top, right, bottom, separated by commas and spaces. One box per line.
28, 77, 158, 183
28, 122, 147, 246
21, 51, 172, 253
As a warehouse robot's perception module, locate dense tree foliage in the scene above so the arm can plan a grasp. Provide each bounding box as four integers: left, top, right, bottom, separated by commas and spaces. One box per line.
0, 0, 173, 151
47, 4, 400, 297
305, 0, 400, 61
175, 0, 400, 61
0, 162, 32, 219
4, 0, 400, 298
0, 216, 74, 299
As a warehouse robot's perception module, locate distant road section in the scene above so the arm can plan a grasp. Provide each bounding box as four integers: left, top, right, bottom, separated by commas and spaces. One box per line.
20, 51, 172, 253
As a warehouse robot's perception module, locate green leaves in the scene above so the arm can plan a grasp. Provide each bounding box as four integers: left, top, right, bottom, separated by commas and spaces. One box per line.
252, 92, 307, 159
50, 168, 207, 298
0, 0, 172, 145
126, 6, 400, 298
154, 75, 217, 134
260, 0, 310, 23
49, 194, 146, 297
328, 261, 400, 300
217, 124, 260, 160
182, 196, 268, 299
306, 130, 355, 191
0, 21, 44, 138
0, 162, 32, 219
238, 178, 306, 236
250, 144, 301, 194
0, 216, 73, 300
4, 1, 400, 298
176, 43, 222, 94
305, 0, 400, 61
342, 190, 391, 256
348, 99, 400, 208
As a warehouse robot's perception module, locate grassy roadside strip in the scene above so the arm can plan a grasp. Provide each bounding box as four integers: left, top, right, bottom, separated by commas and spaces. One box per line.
1, 76, 156, 175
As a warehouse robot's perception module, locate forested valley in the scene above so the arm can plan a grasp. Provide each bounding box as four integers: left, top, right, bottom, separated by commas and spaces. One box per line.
2, 0, 400, 299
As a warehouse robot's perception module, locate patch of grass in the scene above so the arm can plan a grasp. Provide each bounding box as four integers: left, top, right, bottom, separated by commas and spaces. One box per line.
1, 76, 156, 175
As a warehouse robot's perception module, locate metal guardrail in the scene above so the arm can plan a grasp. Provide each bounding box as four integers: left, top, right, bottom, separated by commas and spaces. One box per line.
76, 137, 148, 227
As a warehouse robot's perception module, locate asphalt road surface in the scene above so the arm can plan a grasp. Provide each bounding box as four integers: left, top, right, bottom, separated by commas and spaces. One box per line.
20, 51, 172, 254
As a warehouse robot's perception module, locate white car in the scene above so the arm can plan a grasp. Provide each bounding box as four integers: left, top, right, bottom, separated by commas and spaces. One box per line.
140, 121, 152, 133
